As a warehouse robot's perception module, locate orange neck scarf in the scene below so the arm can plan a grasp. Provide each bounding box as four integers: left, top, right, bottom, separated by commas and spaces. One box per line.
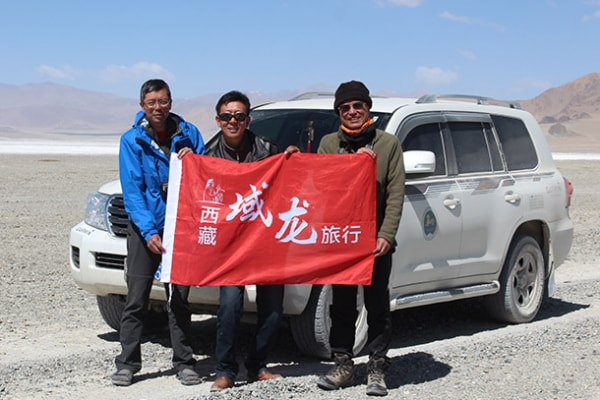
341, 117, 374, 136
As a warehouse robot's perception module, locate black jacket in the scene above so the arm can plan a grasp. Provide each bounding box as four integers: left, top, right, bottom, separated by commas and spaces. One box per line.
206, 129, 279, 162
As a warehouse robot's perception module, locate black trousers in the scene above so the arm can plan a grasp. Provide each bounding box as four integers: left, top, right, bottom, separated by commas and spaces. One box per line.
114, 223, 195, 373
329, 251, 393, 359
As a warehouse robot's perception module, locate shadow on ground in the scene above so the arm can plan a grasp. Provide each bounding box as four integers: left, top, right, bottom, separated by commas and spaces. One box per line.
95, 294, 588, 383
385, 296, 588, 350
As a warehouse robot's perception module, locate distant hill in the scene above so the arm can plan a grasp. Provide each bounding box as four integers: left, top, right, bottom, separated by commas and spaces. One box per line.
0, 83, 297, 140
520, 73, 600, 119
520, 73, 600, 152
1, 75, 599, 151
0, 83, 138, 133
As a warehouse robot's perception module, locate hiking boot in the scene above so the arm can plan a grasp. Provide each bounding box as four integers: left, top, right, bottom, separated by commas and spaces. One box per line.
366, 356, 390, 396
317, 353, 354, 390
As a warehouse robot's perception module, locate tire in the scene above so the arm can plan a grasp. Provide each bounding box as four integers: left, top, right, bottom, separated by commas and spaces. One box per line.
96, 295, 125, 331
484, 235, 546, 323
289, 285, 368, 360
96, 295, 168, 332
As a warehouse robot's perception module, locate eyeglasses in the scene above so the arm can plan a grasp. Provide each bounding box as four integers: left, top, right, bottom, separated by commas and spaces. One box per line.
218, 112, 248, 122
338, 101, 366, 113
143, 98, 171, 107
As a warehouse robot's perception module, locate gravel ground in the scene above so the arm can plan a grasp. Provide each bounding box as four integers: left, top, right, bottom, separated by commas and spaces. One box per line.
0, 154, 599, 400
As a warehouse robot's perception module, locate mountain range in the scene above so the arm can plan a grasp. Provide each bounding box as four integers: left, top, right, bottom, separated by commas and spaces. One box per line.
520, 72, 600, 152
1, 73, 599, 152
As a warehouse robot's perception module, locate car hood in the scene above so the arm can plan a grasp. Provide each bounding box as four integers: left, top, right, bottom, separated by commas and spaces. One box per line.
98, 179, 122, 195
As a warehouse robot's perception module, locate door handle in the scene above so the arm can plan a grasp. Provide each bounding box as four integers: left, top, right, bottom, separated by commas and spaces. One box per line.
504, 192, 521, 204
443, 197, 460, 210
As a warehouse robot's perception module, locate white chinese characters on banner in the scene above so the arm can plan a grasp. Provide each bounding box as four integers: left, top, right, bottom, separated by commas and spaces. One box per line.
195, 179, 362, 247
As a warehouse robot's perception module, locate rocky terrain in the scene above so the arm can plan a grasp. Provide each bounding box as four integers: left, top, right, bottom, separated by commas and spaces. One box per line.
0, 154, 599, 399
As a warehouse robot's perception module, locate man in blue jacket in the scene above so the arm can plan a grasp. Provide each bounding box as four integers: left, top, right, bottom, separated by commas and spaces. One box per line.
111, 79, 205, 387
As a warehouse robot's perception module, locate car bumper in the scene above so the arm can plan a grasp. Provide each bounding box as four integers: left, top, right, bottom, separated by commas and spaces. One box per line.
69, 222, 311, 314
549, 217, 574, 268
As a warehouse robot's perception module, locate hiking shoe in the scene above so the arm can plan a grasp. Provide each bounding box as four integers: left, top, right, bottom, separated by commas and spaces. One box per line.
177, 367, 202, 386
366, 356, 390, 396
317, 353, 354, 390
111, 369, 133, 386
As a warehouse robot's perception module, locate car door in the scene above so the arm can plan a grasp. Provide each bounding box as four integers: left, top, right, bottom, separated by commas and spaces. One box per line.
389, 115, 463, 295
445, 115, 524, 280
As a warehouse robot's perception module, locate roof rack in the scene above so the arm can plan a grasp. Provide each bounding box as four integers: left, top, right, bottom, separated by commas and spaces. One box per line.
289, 92, 334, 101
416, 94, 522, 110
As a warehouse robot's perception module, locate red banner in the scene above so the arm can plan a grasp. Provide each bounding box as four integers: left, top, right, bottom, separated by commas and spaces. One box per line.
161, 152, 376, 286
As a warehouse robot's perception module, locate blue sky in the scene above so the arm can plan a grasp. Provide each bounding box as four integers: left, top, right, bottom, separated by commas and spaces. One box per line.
1, 0, 598, 101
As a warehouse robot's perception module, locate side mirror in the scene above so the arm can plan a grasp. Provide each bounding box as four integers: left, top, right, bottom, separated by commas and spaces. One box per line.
403, 150, 436, 175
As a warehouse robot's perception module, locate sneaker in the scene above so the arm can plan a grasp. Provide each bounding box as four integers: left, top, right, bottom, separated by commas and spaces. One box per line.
317, 353, 354, 390
111, 369, 133, 386
177, 367, 202, 386
366, 356, 390, 396
247, 368, 282, 384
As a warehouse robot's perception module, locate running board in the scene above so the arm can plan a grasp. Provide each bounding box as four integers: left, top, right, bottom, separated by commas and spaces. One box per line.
392, 281, 500, 311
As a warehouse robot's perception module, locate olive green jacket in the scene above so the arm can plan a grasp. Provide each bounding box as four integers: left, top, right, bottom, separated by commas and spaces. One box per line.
317, 128, 405, 247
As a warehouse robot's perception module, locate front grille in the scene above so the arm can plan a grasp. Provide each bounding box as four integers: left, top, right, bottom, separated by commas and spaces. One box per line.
95, 252, 126, 270
108, 195, 128, 237
71, 246, 80, 268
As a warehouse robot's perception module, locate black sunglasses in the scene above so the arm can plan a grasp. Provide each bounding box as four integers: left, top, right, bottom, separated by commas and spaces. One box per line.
218, 112, 248, 122
338, 101, 366, 113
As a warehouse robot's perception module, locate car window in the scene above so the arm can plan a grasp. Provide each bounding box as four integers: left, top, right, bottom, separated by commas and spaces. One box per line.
402, 122, 447, 176
491, 115, 538, 170
449, 121, 493, 174
249, 109, 391, 153
249, 109, 336, 152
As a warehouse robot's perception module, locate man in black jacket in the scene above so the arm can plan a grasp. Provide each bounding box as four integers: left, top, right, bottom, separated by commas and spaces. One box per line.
206, 90, 298, 391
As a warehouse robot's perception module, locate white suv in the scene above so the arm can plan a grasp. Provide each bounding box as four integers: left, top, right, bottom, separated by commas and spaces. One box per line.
70, 93, 574, 359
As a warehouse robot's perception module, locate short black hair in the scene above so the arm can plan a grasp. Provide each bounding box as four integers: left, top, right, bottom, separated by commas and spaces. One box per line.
215, 90, 251, 114
140, 79, 171, 102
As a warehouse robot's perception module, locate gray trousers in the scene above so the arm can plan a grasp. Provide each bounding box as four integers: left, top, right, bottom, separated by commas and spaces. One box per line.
114, 222, 195, 373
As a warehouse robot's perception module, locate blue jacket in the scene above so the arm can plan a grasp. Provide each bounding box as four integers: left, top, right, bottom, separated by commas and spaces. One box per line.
119, 111, 205, 242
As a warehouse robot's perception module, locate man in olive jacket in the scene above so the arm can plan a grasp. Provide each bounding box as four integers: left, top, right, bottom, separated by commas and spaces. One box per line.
316, 81, 405, 397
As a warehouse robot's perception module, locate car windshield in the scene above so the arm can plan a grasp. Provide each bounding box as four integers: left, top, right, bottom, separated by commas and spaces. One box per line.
249, 109, 391, 152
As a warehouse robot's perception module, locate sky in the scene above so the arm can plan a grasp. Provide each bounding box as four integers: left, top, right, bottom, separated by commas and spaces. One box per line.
1, 0, 598, 101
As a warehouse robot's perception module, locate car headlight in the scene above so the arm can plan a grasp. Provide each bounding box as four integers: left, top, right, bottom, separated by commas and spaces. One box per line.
84, 192, 110, 231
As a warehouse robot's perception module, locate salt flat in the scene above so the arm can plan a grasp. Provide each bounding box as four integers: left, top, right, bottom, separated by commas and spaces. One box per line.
1, 139, 600, 159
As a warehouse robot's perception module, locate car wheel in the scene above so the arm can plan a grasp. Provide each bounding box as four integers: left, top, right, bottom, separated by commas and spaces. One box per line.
96, 295, 168, 332
289, 284, 368, 360
96, 295, 125, 331
484, 235, 545, 323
